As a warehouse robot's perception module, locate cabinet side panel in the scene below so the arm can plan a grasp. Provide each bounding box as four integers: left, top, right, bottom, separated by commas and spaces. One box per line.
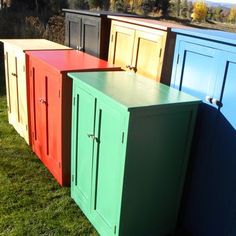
61, 75, 73, 186
120, 106, 197, 236
0, 42, 5, 92
161, 31, 176, 85
100, 18, 111, 60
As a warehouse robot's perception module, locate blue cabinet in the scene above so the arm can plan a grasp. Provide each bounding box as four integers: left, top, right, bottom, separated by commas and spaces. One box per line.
171, 28, 236, 236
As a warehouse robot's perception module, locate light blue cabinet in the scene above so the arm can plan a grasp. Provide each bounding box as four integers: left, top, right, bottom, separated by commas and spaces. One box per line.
171, 28, 236, 236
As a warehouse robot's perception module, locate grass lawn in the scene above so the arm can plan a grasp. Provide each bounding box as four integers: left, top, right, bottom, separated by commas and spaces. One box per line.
0, 88, 98, 235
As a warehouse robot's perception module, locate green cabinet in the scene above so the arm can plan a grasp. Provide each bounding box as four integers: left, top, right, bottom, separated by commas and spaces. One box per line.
69, 71, 200, 236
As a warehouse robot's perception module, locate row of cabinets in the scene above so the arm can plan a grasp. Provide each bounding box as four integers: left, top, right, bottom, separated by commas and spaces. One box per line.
64, 10, 183, 83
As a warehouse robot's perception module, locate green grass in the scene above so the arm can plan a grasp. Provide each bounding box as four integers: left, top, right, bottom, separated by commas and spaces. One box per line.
0, 90, 98, 236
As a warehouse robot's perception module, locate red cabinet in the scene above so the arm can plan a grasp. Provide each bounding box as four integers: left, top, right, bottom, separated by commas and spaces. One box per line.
26, 50, 120, 186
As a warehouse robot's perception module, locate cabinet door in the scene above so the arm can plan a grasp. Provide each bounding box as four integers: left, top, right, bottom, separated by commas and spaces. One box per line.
30, 66, 47, 158
6, 51, 19, 123
16, 52, 28, 141
171, 40, 220, 101
213, 52, 236, 129
65, 13, 82, 50
82, 17, 100, 57
91, 100, 124, 236
132, 30, 166, 81
71, 86, 96, 213
30, 66, 61, 174
108, 23, 135, 71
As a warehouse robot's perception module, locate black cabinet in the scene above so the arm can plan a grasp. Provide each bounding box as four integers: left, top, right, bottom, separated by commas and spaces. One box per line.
63, 9, 111, 60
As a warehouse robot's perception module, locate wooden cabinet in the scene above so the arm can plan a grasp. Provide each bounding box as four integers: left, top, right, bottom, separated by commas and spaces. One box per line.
69, 71, 200, 236
1, 39, 71, 144
108, 16, 188, 83
63, 9, 111, 60
170, 28, 236, 236
26, 50, 120, 186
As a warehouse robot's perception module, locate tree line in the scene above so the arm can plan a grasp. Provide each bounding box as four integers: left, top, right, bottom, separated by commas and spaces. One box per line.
0, 0, 236, 42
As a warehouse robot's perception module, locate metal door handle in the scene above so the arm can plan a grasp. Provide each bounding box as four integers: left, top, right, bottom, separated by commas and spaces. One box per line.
77, 46, 83, 51
11, 73, 17, 77
39, 98, 47, 104
205, 96, 213, 104
212, 98, 223, 108
87, 134, 99, 143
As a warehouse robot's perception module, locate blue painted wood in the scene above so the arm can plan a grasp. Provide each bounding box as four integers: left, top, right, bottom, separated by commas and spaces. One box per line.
171, 29, 236, 236
172, 28, 236, 46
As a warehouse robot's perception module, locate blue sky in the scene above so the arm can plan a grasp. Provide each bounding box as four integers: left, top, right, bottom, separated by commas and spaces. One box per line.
206, 0, 235, 3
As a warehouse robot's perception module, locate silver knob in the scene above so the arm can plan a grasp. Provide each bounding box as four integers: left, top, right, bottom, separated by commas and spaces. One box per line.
205, 96, 213, 104
212, 98, 223, 108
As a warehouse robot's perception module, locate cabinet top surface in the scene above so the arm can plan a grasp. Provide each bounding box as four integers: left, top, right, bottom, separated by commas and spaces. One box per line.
68, 71, 200, 110
108, 16, 191, 31
26, 50, 120, 73
1, 39, 71, 51
172, 28, 236, 45
62, 8, 144, 18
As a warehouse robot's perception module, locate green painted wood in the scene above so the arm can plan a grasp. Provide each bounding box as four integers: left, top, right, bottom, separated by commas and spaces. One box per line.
68, 71, 200, 110
70, 71, 200, 236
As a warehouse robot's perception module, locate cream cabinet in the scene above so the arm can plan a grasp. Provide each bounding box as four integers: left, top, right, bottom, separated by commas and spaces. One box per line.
2, 39, 71, 144
108, 16, 187, 83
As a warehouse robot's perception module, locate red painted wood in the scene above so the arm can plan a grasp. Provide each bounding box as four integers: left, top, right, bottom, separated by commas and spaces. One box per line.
26, 50, 121, 186
25, 50, 117, 73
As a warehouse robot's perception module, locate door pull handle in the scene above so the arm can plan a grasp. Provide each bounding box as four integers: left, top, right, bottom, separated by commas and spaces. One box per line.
87, 134, 100, 143
39, 98, 47, 104
212, 98, 223, 108
11, 73, 17, 77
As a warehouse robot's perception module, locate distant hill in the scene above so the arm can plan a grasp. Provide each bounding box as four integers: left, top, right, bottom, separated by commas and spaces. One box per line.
190, 1, 234, 9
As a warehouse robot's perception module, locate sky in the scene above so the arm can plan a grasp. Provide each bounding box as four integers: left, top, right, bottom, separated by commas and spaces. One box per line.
205, 0, 236, 3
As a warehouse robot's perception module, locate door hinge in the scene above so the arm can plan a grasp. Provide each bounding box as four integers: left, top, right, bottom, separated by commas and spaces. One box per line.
59, 162, 61, 168
23, 65, 25, 72
122, 132, 125, 144
72, 174, 74, 182
73, 97, 75, 106
177, 54, 180, 64
159, 48, 163, 58
111, 34, 113, 43
26, 125, 28, 131
114, 225, 117, 234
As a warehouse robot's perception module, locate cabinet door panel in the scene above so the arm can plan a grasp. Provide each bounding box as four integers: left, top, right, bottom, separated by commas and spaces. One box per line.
172, 41, 219, 101
132, 30, 165, 81
16, 52, 28, 139
65, 14, 82, 49
108, 24, 135, 70
71, 87, 96, 209
92, 101, 124, 235
82, 18, 100, 57
43, 71, 61, 175
214, 53, 236, 129
8, 52, 19, 121
31, 66, 47, 157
